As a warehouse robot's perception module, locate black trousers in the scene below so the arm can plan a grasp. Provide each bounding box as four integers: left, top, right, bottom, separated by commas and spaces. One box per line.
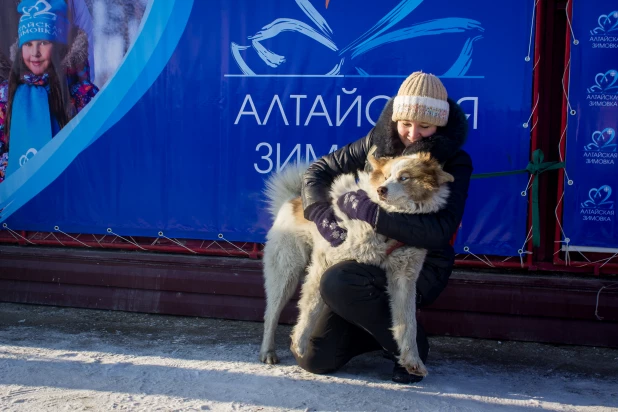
294, 260, 430, 374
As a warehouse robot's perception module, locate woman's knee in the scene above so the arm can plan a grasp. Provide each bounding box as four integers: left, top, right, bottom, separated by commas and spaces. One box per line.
319, 261, 359, 306
294, 351, 338, 375
319, 261, 386, 305
319, 262, 348, 303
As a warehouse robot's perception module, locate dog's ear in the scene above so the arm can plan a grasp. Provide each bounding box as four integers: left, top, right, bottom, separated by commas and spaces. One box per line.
367, 152, 380, 172
367, 152, 391, 173
415, 152, 433, 162
437, 168, 455, 185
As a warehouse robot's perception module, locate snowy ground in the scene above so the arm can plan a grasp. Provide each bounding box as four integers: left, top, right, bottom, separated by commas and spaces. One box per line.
0, 303, 616, 411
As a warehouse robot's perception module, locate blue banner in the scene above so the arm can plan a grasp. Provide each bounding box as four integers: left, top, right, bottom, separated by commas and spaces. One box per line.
563, 1, 618, 251
1, 0, 536, 256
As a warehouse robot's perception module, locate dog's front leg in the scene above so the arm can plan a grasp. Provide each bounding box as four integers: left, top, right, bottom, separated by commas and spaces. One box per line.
290, 260, 326, 358
387, 268, 428, 377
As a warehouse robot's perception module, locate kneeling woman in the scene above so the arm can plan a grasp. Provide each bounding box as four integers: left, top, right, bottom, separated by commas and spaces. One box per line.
298, 72, 473, 383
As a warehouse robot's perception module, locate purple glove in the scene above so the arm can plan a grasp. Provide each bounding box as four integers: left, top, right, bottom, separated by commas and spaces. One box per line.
307, 203, 347, 247
337, 190, 379, 227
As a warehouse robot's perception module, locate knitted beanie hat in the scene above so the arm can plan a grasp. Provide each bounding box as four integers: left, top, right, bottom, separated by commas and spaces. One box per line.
392, 71, 449, 127
17, 0, 69, 47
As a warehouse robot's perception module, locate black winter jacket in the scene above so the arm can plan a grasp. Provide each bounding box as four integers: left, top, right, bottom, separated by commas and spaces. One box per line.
301, 97, 473, 305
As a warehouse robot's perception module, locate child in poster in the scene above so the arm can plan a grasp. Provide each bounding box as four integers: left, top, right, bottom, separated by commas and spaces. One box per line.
0, 0, 99, 183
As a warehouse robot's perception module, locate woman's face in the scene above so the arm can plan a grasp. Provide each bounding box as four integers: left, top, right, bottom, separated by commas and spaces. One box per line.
397, 121, 437, 147
22, 40, 53, 76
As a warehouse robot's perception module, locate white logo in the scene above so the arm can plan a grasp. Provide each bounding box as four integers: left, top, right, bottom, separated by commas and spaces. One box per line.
580, 184, 614, 222
590, 11, 618, 35
20, 0, 57, 22
227, 0, 484, 78
19, 148, 38, 167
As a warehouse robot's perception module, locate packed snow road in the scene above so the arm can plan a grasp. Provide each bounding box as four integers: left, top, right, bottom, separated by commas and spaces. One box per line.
0, 303, 616, 411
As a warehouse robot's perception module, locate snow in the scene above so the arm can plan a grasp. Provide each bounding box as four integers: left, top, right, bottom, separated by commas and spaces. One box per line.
0, 303, 616, 411
90, 0, 148, 87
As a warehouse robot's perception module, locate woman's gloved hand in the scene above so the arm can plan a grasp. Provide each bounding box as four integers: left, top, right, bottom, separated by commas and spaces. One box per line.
306, 203, 348, 247
336, 190, 379, 227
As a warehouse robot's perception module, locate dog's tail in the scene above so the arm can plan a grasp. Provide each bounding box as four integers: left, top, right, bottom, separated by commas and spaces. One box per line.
264, 163, 311, 217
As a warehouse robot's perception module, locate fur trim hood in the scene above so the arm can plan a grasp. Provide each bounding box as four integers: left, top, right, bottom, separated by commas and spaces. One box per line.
0, 52, 10, 83
371, 96, 469, 163
8, 28, 90, 74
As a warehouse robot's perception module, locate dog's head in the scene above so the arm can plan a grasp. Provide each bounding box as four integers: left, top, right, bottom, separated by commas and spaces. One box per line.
367, 152, 454, 208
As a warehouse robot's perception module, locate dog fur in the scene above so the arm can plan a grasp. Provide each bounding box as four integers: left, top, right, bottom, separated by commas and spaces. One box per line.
260, 152, 453, 377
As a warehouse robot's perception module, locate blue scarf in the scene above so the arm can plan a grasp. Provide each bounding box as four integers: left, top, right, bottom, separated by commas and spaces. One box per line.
6, 73, 60, 177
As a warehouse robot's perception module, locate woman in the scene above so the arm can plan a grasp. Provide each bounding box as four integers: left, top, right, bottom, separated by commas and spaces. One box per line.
0, 0, 98, 182
297, 71, 473, 383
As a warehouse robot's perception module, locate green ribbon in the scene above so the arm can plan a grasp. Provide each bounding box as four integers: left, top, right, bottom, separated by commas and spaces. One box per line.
471, 149, 564, 247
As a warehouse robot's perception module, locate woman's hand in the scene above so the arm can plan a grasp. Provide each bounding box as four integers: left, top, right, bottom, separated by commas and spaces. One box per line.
337, 190, 379, 228
307, 203, 348, 247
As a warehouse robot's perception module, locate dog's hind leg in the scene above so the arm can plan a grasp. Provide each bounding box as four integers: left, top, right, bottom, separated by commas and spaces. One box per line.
260, 233, 309, 364
290, 256, 328, 359
387, 266, 428, 377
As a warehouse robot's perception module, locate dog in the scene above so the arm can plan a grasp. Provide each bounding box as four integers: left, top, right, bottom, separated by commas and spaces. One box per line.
259, 152, 454, 377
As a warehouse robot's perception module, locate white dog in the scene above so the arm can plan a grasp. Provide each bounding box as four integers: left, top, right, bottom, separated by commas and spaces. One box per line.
259, 152, 454, 377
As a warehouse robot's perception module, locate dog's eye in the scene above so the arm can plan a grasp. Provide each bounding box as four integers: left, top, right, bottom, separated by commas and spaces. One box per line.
399, 176, 409, 182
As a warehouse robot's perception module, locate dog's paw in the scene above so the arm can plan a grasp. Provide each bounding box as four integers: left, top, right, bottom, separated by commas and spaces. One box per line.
399, 352, 428, 377
260, 350, 280, 365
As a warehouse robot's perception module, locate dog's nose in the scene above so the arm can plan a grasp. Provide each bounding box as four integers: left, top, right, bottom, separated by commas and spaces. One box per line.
377, 186, 387, 196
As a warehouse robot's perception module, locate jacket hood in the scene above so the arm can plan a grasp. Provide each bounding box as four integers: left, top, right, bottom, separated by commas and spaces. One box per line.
0, 52, 10, 83
371, 96, 469, 163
